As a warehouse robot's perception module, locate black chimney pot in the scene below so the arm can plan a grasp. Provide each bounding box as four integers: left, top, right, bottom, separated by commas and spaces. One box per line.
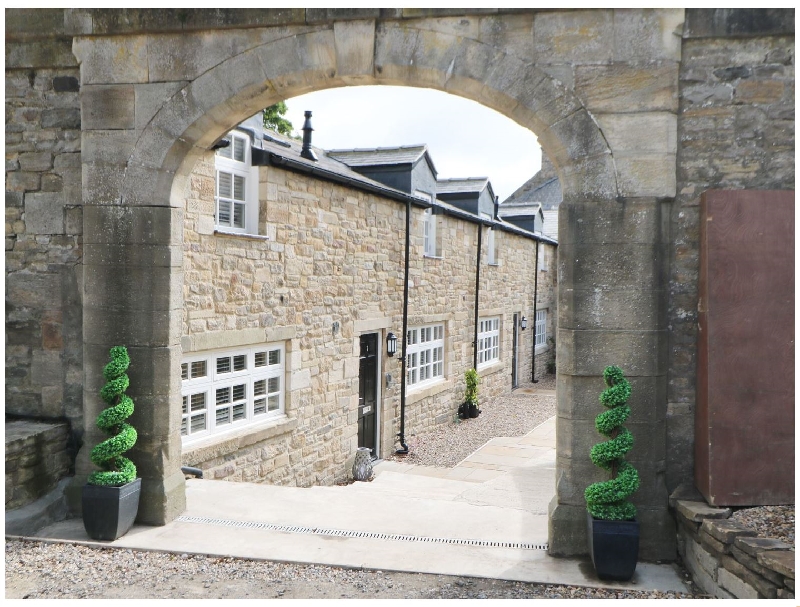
301, 110, 318, 161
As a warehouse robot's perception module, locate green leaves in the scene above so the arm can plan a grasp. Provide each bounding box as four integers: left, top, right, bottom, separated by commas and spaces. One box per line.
262, 102, 296, 138
585, 366, 639, 521
464, 368, 479, 405
88, 346, 138, 487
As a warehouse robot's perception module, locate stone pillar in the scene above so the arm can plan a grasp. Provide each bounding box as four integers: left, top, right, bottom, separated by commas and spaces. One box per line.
548, 198, 675, 561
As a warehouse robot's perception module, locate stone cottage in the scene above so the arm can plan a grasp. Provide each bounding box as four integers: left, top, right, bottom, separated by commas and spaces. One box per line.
177, 113, 557, 485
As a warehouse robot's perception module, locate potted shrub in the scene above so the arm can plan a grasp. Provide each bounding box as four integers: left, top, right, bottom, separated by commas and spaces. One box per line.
464, 368, 480, 418
82, 346, 141, 541
584, 365, 640, 581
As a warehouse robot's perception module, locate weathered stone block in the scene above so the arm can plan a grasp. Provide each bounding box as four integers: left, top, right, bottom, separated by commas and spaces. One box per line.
533, 9, 613, 64
5, 39, 77, 69
700, 528, 730, 555
83, 265, 181, 312
52, 76, 80, 92
559, 287, 666, 332
734, 536, 792, 557
83, 205, 182, 246
547, 498, 588, 557
40, 107, 81, 130
18, 152, 53, 172
6, 171, 41, 192
24, 192, 64, 234
575, 63, 679, 113
73, 35, 148, 84
676, 500, 732, 522
333, 20, 375, 81
687, 534, 720, 578
757, 551, 795, 579
81, 85, 135, 130
613, 9, 684, 62
730, 546, 785, 586
718, 567, 760, 599
557, 373, 667, 423
595, 112, 678, 155
701, 518, 756, 544
557, 328, 667, 377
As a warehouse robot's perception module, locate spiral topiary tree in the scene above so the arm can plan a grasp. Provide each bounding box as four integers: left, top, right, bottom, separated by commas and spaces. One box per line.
88, 346, 138, 486
585, 365, 639, 520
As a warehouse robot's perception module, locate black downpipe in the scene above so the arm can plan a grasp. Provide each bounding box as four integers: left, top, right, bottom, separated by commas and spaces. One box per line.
531, 242, 540, 383
396, 197, 411, 455
473, 224, 482, 371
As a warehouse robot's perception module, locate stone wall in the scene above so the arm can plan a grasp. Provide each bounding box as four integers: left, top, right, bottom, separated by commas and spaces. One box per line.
180, 154, 555, 484
5, 43, 84, 431
668, 9, 795, 492
674, 499, 795, 599
5, 420, 71, 510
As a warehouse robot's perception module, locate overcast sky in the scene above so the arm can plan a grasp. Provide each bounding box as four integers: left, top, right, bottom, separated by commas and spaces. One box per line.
284, 86, 542, 201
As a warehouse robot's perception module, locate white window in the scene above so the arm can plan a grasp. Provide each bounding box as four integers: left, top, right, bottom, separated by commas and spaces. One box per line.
406, 323, 445, 388
477, 317, 500, 367
215, 131, 257, 234
487, 228, 498, 265
423, 208, 438, 257
535, 309, 547, 348
538, 243, 547, 271
180, 344, 285, 443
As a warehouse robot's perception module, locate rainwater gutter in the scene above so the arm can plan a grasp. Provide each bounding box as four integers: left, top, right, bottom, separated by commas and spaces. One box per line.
473, 224, 482, 371
396, 197, 411, 455
531, 243, 540, 384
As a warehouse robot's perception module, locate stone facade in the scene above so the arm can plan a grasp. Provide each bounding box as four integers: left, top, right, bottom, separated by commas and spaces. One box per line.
674, 498, 795, 599
3, 8, 793, 562
179, 151, 555, 484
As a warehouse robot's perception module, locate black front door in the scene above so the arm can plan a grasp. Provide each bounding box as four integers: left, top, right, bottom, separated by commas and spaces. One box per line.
512, 313, 519, 389
358, 333, 378, 456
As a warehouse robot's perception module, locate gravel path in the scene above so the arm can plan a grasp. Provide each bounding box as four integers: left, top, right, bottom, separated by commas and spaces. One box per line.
5, 540, 700, 599
391, 377, 557, 467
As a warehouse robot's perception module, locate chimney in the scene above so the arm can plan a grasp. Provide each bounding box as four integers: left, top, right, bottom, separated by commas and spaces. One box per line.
300, 110, 318, 161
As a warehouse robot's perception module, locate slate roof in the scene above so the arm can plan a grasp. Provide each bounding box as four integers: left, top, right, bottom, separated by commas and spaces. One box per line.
498, 202, 542, 218
503, 155, 562, 209
436, 176, 490, 194
326, 144, 428, 166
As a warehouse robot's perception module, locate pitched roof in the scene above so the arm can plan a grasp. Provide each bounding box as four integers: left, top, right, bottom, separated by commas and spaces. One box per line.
498, 201, 542, 218
502, 155, 562, 209
327, 145, 427, 167
436, 177, 491, 195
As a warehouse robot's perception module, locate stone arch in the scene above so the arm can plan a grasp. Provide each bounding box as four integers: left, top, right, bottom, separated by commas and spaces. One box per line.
80, 16, 672, 559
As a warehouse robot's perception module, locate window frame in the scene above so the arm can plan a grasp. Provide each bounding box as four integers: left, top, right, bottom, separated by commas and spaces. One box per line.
538, 243, 547, 272
535, 309, 548, 349
214, 131, 258, 235
477, 316, 500, 367
180, 343, 285, 444
405, 323, 445, 390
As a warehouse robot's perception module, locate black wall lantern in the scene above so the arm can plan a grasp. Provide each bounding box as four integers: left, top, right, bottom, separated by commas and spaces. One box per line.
386, 332, 398, 357
521, 316, 528, 330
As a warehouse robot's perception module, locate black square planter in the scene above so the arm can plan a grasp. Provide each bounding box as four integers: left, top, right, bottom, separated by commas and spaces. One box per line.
82, 478, 141, 541
587, 510, 639, 581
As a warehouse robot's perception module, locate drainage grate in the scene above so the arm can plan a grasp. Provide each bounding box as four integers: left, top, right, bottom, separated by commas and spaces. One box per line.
177, 515, 548, 551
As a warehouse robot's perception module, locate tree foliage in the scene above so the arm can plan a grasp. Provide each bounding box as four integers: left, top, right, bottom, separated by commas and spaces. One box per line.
262, 102, 296, 137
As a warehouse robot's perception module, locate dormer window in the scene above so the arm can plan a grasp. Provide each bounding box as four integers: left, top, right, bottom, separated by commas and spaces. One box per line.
215, 131, 257, 234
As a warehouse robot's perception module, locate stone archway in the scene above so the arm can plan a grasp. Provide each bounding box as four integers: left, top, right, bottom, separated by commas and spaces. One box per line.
74, 11, 679, 560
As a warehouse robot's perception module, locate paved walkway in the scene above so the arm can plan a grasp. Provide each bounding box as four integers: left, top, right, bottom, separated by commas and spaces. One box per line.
23, 416, 688, 593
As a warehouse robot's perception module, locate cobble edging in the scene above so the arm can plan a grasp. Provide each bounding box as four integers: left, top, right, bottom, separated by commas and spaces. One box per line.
673, 499, 795, 599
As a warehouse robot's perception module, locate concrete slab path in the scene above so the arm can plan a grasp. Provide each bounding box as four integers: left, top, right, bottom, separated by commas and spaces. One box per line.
25, 416, 689, 593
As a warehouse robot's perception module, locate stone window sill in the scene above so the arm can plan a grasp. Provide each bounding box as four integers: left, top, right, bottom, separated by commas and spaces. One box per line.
182, 415, 297, 464
214, 229, 270, 241
406, 378, 452, 405
477, 361, 503, 376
